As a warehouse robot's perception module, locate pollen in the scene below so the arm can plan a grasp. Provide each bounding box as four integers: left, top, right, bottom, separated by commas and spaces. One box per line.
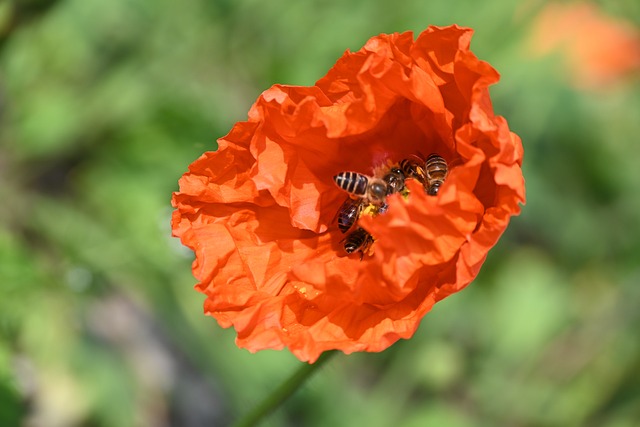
361, 204, 381, 217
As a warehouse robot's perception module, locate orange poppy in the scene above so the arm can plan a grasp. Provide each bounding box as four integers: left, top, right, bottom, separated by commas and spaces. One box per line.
172, 25, 525, 363
529, 2, 640, 89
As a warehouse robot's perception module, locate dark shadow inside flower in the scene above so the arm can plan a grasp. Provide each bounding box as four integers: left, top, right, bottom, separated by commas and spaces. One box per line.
473, 163, 498, 214
299, 98, 457, 232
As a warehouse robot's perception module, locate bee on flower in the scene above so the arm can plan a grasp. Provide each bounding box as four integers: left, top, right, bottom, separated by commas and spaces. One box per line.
172, 25, 525, 363
332, 154, 449, 258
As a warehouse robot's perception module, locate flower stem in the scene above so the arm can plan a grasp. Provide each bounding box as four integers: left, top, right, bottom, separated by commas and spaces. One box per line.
231, 351, 337, 427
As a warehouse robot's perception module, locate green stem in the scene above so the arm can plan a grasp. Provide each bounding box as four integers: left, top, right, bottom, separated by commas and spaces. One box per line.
231, 351, 337, 427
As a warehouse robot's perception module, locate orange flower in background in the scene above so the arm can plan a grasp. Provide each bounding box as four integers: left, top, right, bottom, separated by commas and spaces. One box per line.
529, 2, 640, 89
172, 25, 525, 363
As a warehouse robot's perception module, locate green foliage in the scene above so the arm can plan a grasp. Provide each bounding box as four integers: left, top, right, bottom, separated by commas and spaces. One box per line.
1, 0, 639, 426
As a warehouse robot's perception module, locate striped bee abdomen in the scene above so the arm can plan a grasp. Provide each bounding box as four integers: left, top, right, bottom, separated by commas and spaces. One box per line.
343, 227, 373, 255
425, 153, 448, 196
333, 171, 369, 197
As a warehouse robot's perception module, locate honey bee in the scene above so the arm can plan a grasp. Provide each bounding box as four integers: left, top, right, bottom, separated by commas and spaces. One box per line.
424, 153, 448, 196
399, 157, 428, 185
335, 197, 364, 233
333, 171, 387, 205
382, 167, 406, 195
343, 227, 374, 259
333, 165, 407, 259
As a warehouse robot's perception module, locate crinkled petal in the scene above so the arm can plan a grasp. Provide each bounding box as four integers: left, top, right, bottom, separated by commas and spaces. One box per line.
171, 25, 525, 363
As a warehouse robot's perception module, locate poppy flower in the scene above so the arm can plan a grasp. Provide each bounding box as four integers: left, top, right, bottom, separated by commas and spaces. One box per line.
172, 25, 525, 363
529, 2, 640, 89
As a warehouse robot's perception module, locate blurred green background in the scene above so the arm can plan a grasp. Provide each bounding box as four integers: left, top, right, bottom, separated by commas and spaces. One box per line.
1, 0, 639, 426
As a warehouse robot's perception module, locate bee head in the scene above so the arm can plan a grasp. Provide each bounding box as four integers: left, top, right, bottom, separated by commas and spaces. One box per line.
384, 168, 405, 195
427, 182, 441, 196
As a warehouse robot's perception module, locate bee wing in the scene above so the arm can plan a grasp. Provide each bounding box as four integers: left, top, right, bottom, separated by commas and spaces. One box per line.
411, 152, 426, 163
331, 196, 349, 225
332, 196, 363, 228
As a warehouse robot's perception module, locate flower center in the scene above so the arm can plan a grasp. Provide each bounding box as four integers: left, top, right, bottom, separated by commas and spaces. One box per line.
332, 153, 448, 259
